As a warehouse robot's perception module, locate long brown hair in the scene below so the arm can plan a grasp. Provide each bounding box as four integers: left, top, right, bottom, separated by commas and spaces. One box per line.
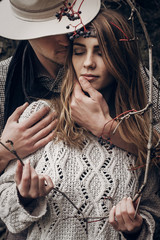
53, 8, 159, 166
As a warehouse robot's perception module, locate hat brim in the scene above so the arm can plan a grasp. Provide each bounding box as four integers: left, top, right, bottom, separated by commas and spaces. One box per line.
0, 0, 101, 40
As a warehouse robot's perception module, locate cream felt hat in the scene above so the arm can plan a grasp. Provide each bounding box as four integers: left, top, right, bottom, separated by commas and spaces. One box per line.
0, 0, 101, 40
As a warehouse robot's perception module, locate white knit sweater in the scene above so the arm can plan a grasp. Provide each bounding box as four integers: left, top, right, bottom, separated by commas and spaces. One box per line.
0, 100, 160, 240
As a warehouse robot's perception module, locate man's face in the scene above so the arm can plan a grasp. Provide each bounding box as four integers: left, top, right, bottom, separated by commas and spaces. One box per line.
29, 34, 69, 67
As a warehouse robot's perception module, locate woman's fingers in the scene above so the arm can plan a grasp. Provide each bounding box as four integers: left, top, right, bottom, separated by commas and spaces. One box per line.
109, 206, 118, 230
15, 160, 54, 199
126, 197, 137, 220
29, 166, 39, 199
16, 160, 31, 197
39, 175, 54, 197
14, 160, 23, 185
109, 197, 143, 234
115, 200, 126, 232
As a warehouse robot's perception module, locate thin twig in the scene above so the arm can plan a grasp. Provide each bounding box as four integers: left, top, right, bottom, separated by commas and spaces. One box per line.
125, 0, 154, 203
112, 103, 152, 135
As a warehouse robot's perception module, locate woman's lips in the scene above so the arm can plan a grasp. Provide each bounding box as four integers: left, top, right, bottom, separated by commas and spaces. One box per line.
81, 74, 99, 81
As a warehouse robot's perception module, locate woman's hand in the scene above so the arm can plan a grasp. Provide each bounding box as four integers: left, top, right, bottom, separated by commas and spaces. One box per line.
109, 197, 143, 235
15, 160, 54, 204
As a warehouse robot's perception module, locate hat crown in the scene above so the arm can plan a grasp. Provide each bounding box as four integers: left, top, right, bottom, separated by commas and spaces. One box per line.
10, 0, 72, 12
0, 0, 101, 40
9, 0, 74, 21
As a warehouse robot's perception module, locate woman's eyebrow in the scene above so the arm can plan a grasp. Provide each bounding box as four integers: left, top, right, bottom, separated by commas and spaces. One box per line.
73, 43, 85, 47
73, 43, 100, 49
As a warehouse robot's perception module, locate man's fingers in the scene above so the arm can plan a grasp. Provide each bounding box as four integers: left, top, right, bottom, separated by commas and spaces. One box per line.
72, 81, 85, 98
32, 129, 57, 151
79, 77, 98, 100
28, 111, 57, 135
28, 118, 58, 147
23, 106, 51, 128
9, 103, 29, 122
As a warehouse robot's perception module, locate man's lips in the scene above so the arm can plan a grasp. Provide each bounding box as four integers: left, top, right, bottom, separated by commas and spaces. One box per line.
81, 74, 99, 81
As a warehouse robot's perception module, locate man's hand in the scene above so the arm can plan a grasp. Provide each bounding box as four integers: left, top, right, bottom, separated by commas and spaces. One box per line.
70, 78, 137, 155
0, 102, 57, 172
70, 78, 111, 137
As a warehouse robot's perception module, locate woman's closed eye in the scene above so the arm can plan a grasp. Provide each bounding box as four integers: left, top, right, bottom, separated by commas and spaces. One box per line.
73, 48, 85, 55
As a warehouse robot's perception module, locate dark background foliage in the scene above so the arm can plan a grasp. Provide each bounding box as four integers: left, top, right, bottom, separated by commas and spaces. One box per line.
0, 0, 159, 80
103, 0, 160, 80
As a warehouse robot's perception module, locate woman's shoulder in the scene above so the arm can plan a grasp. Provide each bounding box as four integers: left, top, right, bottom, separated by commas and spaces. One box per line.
19, 99, 53, 122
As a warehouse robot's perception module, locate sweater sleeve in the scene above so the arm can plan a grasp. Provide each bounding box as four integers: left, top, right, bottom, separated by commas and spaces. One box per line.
0, 100, 51, 233
0, 57, 11, 135
142, 67, 160, 134
120, 167, 160, 240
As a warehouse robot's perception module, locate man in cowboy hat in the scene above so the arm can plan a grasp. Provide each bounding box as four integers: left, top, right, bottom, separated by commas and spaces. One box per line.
0, 0, 101, 239
0, 0, 101, 172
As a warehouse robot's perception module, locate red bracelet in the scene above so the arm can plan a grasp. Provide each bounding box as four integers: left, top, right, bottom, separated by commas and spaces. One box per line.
99, 119, 114, 139
100, 109, 137, 140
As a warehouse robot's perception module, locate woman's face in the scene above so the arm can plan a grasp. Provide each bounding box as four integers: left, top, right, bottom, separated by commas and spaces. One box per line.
72, 37, 113, 91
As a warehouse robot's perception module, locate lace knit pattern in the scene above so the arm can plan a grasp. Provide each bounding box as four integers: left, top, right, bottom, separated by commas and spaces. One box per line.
0, 100, 160, 240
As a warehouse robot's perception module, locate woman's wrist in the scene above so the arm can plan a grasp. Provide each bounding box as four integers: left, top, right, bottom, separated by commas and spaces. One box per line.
17, 189, 34, 207
122, 223, 143, 239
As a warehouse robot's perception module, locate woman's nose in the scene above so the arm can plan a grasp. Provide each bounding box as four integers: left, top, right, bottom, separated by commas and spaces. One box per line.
83, 54, 96, 69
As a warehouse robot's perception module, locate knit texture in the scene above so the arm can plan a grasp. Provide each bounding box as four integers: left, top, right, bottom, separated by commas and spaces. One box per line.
0, 100, 160, 240
0, 57, 11, 135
